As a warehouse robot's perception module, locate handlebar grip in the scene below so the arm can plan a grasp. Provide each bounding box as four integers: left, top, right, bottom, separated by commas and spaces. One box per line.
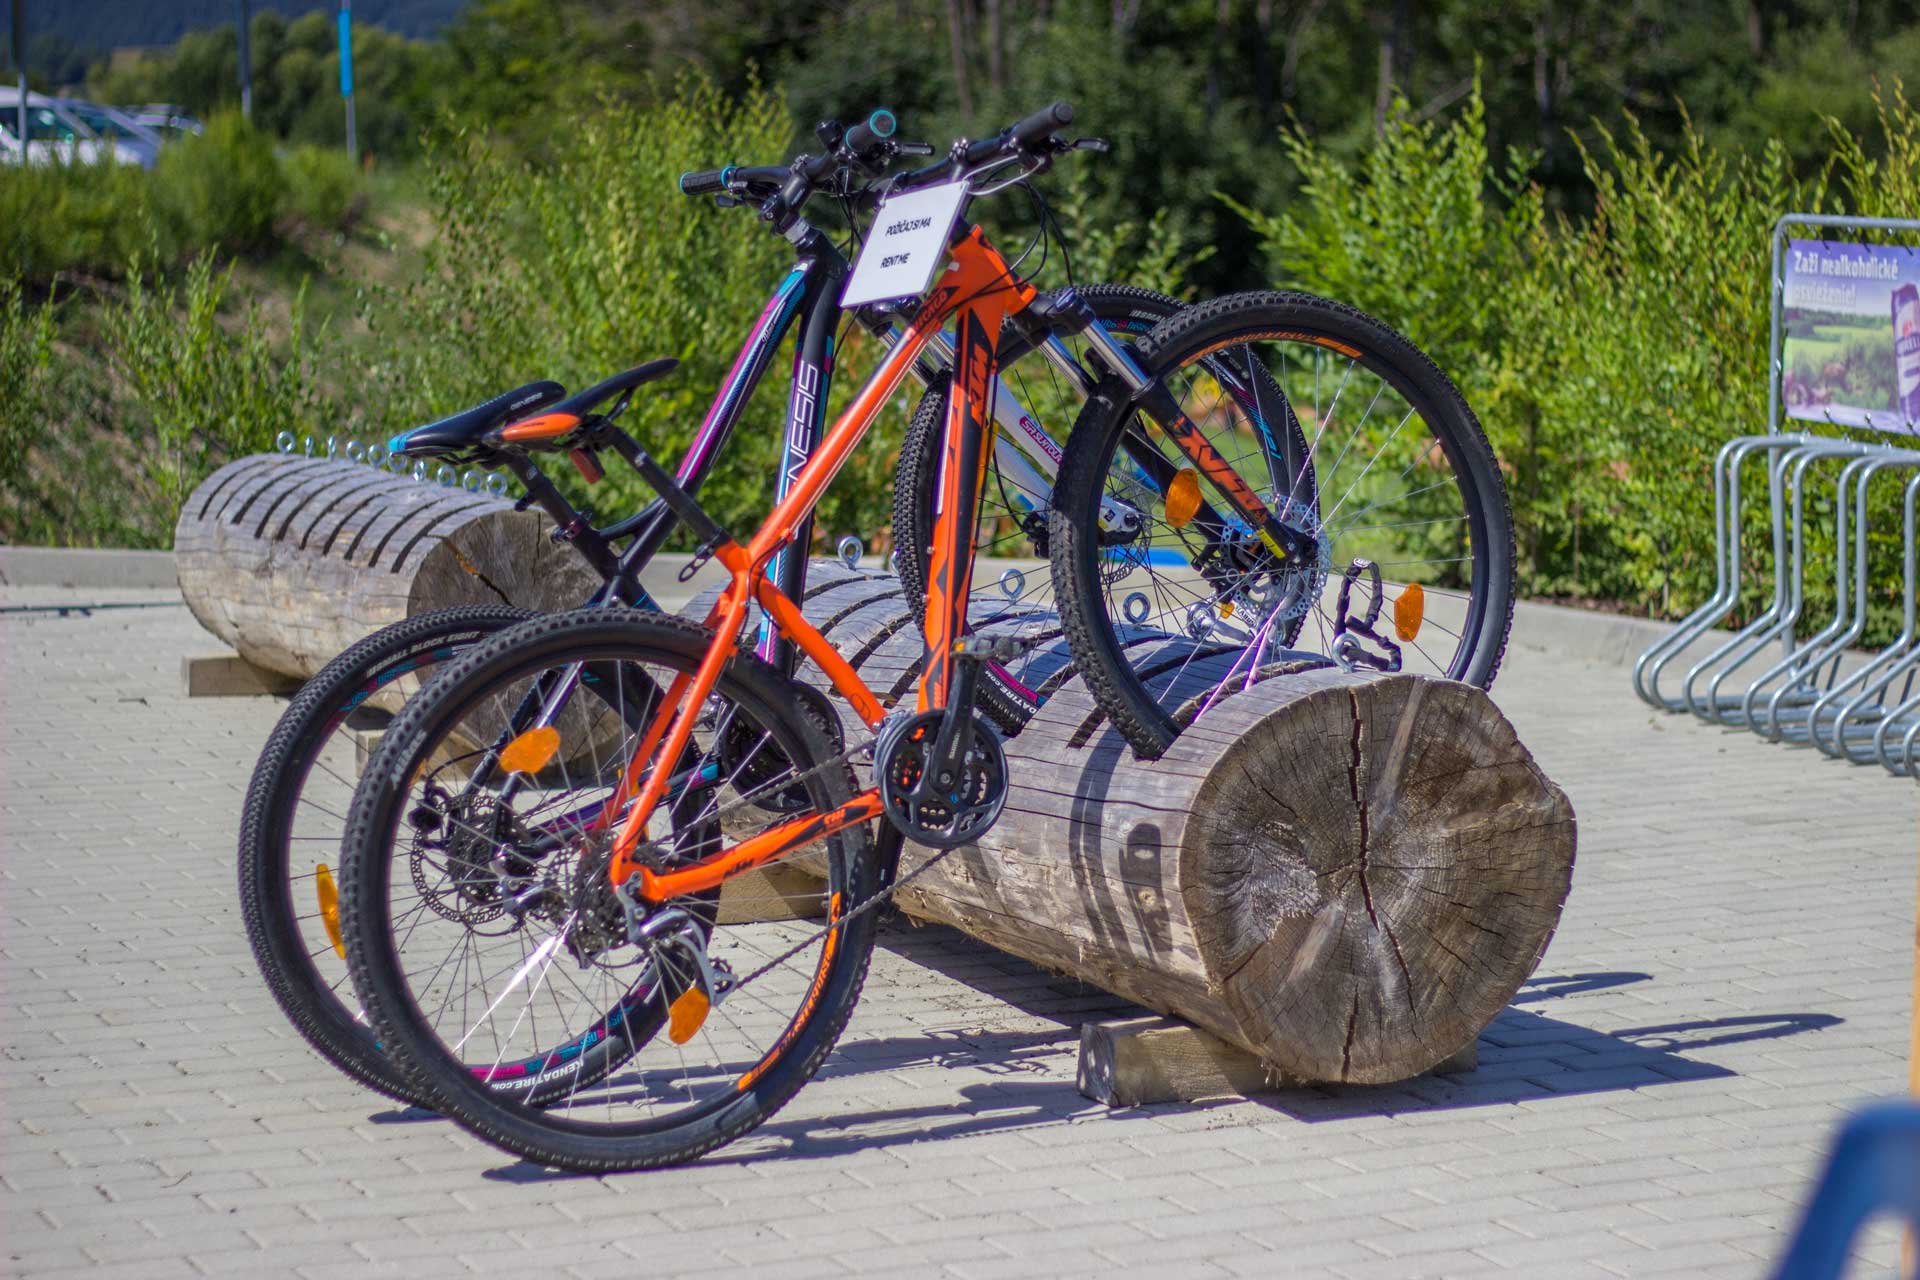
1010, 102, 1073, 146
679, 168, 727, 196
844, 108, 898, 159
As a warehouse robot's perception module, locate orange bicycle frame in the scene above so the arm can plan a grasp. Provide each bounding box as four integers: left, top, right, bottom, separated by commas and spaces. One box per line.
603, 225, 1036, 900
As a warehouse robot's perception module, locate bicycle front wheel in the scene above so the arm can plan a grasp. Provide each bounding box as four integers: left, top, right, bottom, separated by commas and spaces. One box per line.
340, 610, 879, 1171
1050, 291, 1514, 758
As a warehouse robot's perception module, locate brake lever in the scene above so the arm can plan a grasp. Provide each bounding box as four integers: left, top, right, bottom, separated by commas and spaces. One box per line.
894, 140, 935, 156
1070, 137, 1111, 153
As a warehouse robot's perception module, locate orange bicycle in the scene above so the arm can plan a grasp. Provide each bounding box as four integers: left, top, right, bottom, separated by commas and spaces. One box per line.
338, 104, 1124, 1169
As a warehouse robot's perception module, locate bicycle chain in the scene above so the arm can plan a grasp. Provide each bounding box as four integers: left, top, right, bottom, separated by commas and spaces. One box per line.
666, 711, 965, 996
618, 708, 964, 998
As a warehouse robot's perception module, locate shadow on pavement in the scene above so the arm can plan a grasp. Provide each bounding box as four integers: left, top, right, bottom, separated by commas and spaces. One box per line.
461, 955, 1842, 1176
1258, 1007, 1843, 1123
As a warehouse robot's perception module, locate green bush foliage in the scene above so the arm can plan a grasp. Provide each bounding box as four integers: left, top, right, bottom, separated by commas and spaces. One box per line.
6, 74, 1918, 652
0, 159, 155, 282
1239, 80, 1920, 639
280, 146, 367, 233
153, 112, 288, 255
358, 77, 897, 545
101, 249, 321, 533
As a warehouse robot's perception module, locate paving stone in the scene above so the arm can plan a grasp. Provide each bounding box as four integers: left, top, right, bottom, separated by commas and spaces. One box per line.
0, 589, 1909, 1279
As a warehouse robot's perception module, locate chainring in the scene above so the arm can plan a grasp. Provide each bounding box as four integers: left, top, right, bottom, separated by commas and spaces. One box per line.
872, 709, 1008, 849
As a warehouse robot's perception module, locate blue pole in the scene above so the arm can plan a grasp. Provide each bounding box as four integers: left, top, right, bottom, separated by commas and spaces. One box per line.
338, 0, 355, 158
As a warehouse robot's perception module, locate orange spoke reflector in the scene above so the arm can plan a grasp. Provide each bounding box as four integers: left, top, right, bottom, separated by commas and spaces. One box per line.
1394, 582, 1425, 642
499, 726, 560, 775
667, 988, 711, 1045
315, 864, 346, 959
1165, 467, 1202, 529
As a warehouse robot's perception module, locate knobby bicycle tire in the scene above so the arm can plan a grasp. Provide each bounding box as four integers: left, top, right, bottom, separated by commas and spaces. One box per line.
1049, 290, 1515, 759
340, 610, 879, 1171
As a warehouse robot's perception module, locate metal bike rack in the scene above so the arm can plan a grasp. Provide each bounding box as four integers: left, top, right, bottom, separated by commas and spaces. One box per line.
1755, 449, 1920, 742
1632, 212, 1920, 775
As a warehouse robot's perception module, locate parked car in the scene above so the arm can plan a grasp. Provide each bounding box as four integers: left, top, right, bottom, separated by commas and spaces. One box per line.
0, 89, 142, 165
129, 104, 203, 138
59, 99, 167, 169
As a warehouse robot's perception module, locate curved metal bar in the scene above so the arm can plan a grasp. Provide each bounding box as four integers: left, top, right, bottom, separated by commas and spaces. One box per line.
1636, 434, 1807, 710
1697, 441, 1883, 724
1809, 463, 1920, 755
1683, 440, 1846, 721
1886, 687, 1920, 775
1747, 451, 1883, 738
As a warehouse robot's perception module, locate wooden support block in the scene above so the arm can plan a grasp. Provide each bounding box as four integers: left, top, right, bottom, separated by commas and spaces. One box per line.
352, 729, 382, 776
182, 653, 302, 697
715, 864, 829, 924
1077, 1015, 1479, 1107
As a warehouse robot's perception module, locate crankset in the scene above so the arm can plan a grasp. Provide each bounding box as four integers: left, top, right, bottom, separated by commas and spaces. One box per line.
873, 707, 1008, 849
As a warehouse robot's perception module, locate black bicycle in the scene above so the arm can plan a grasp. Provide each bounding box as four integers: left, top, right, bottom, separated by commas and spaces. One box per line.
239, 110, 1200, 1107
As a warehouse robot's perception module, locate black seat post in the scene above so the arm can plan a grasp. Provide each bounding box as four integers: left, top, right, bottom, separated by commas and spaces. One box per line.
500, 454, 623, 584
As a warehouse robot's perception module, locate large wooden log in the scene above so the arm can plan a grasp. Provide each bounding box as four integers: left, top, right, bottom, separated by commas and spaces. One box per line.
747, 565, 1577, 1085
175, 454, 600, 687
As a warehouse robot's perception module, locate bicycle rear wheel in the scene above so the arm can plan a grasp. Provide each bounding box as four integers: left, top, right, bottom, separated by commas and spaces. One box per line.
239, 605, 534, 1107
340, 610, 878, 1171
1050, 291, 1514, 758
892, 284, 1308, 731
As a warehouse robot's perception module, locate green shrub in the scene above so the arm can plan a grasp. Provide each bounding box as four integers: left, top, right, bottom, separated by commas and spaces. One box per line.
281, 145, 366, 233
153, 111, 287, 254
360, 76, 811, 542
1237, 80, 1920, 641
103, 249, 321, 530
0, 277, 58, 501
0, 159, 155, 285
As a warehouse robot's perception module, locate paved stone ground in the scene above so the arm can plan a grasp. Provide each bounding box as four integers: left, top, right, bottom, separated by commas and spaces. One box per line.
1, 582, 1913, 1278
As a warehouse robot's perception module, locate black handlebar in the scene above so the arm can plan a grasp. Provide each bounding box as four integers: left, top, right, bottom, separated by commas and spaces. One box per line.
843, 109, 897, 161
678, 163, 792, 197
1012, 101, 1073, 146
955, 101, 1074, 168
682, 101, 1086, 222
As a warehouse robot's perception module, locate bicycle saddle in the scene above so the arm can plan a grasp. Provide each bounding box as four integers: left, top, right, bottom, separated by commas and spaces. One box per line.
388, 381, 567, 458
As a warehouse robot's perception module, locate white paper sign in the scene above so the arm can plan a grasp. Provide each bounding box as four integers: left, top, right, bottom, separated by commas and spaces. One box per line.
841, 180, 969, 308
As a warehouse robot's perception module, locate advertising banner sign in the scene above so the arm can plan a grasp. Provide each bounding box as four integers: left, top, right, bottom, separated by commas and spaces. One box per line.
1783, 239, 1920, 434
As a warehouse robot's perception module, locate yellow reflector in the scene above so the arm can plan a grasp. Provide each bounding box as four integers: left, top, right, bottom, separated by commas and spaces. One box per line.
1164, 467, 1202, 529
1219, 601, 1235, 619
499, 726, 560, 775
668, 987, 711, 1045
1394, 582, 1426, 642
315, 863, 346, 959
